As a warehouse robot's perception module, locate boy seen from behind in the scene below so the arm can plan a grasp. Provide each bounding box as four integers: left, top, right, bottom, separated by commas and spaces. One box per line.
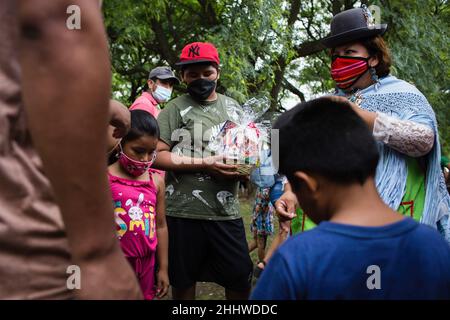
251, 96, 450, 300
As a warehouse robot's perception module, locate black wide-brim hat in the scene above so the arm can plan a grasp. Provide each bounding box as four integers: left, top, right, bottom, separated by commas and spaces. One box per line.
322, 7, 387, 48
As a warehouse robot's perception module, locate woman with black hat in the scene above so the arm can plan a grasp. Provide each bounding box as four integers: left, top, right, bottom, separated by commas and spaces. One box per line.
275, 6, 450, 243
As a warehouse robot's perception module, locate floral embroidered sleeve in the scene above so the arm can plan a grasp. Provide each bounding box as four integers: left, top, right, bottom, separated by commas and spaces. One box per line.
373, 112, 435, 157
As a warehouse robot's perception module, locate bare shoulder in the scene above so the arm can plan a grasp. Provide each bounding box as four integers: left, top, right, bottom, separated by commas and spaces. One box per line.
108, 162, 120, 176
152, 172, 165, 193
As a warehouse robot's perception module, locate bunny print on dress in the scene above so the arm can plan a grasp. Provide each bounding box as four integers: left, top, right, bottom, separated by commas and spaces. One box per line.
126, 193, 144, 221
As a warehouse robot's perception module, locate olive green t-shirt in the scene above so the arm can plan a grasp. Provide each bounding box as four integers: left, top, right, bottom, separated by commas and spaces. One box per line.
157, 93, 241, 220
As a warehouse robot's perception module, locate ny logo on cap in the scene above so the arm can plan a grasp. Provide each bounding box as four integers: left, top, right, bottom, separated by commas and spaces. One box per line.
188, 44, 200, 57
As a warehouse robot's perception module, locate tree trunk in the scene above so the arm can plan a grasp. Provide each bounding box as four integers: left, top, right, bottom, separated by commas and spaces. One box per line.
269, 58, 288, 110
268, 0, 301, 111
150, 19, 178, 66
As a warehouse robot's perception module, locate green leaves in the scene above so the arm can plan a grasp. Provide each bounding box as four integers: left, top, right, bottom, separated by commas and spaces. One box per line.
375, 0, 450, 153
104, 0, 449, 154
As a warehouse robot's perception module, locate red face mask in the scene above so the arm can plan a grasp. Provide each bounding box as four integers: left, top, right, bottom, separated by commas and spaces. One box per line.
331, 55, 370, 89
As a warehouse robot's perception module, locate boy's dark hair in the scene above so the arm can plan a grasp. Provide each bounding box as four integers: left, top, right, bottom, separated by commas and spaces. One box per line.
122, 110, 160, 143
274, 97, 379, 187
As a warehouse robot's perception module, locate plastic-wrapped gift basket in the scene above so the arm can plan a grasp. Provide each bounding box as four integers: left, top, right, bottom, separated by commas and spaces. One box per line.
207, 97, 271, 175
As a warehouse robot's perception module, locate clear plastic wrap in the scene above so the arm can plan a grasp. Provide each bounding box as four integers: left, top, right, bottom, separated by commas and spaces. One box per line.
207, 97, 270, 175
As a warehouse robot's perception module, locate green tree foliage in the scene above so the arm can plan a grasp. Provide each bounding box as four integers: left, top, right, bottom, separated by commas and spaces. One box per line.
376, 0, 450, 154
103, 0, 449, 153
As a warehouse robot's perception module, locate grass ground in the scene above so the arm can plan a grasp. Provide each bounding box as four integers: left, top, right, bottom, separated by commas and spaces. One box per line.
165, 192, 278, 300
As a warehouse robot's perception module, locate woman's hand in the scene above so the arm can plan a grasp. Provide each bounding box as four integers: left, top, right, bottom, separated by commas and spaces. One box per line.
155, 269, 170, 299
350, 105, 377, 131
332, 96, 377, 130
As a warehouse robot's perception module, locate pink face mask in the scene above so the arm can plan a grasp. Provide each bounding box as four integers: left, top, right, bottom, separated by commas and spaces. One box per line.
118, 145, 156, 177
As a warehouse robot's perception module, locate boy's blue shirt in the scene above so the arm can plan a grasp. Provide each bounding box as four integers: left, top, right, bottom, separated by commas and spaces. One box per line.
251, 218, 450, 300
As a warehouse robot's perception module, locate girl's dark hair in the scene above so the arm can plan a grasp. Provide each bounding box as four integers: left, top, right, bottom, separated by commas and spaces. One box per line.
108, 110, 159, 165
122, 110, 160, 144
360, 35, 392, 77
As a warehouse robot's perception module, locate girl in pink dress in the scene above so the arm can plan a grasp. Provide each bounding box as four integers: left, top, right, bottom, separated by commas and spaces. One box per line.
108, 110, 168, 300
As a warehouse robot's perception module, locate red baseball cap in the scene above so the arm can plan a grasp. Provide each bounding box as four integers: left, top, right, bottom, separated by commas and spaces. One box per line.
175, 42, 220, 66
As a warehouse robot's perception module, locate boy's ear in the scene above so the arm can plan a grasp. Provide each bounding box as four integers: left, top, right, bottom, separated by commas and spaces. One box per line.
293, 171, 318, 193
180, 70, 186, 82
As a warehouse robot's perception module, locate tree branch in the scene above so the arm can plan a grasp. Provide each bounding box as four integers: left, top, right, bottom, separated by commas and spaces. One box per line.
165, 3, 181, 49
294, 40, 326, 57
344, 0, 357, 10
282, 77, 305, 102
150, 18, 178, 66
197, 0, 220, 26
331, 0, 342, 15
269, 0, 301, 110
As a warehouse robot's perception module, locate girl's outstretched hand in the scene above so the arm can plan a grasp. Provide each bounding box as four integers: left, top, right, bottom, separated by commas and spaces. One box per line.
155, 269, 170, 299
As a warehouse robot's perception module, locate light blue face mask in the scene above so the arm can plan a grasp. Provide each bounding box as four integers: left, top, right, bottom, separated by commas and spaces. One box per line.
152, 85, 172, 103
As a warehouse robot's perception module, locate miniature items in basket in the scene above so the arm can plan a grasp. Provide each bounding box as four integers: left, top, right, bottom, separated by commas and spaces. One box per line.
207, 97, 270, 175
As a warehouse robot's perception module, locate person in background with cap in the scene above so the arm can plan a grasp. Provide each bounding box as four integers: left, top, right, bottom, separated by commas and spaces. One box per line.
155, 42, 253, 300
275, 5, 450, 244
129, 66, 180, 118
130, 66, 178, 178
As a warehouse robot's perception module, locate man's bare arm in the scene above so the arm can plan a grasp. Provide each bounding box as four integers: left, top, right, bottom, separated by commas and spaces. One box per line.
109, 99, 130, 139
18, 0, 141, 299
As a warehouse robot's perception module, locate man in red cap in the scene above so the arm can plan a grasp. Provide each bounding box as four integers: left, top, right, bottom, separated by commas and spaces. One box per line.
155, 42, 253, 300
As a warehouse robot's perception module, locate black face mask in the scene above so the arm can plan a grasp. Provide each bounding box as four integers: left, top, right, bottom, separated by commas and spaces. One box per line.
187, 78, 216, 101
